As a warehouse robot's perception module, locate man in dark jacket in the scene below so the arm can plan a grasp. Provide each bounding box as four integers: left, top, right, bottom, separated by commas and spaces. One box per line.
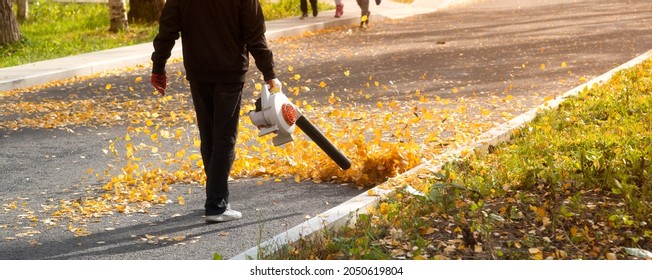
150, 0, 279, 223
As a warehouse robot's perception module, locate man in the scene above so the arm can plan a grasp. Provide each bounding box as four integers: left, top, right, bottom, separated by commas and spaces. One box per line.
150, 0, 279, 223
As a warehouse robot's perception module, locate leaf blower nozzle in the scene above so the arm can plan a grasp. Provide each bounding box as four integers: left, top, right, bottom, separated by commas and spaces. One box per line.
248, 81, 351, 170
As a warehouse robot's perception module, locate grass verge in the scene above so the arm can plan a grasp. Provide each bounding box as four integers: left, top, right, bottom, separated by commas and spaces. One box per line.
0, 0, 332, 68
266, 58, 652, 260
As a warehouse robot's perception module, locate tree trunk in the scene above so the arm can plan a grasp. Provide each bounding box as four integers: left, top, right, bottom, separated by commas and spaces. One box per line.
16, 0, 27, 21
108, 0, 128, 32
0, 0, 21, 45
128, 0, 164, 24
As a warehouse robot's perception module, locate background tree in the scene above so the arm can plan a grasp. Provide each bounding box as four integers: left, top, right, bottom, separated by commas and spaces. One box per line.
1, 0, 21, 45
16, 0, 27, 20
108, 0, 128, 32
128, 0, 164, 24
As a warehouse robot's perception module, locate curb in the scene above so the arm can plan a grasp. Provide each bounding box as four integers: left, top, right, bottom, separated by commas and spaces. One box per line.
230, 49, 652, 260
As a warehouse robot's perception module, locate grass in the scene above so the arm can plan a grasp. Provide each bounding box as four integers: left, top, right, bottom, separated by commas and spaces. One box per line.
1, 1, 157, 68
0, 0, 333, 68
266, 58, 652, 260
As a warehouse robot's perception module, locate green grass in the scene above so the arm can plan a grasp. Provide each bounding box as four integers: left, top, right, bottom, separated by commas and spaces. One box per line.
262, 0, 333, 20
0, 0, 333, 68
267, 59, 652, 260
1, 1, 157, 67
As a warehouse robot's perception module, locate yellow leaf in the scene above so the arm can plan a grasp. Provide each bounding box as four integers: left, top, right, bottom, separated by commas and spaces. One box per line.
150, 133, 159, 141
540, 64, 546, 70
344, 70, 350, 77
421, 227, 436, 235
105, 84, 112, 90
160, 130, 172, 139
561, 61, 567, 68
377, 101, 383, 108
319, 81, 326, 88
254, 83, 262, 91
287, 65, 294, 72
178, 196, 185, 205
452, 87, 459, 94
568, 227, 577, 238
293, 74, 301, 81
529, 248, 543, 260
135, 76, 143, 83
126, 143, 134, 158
379, 202, 389, 215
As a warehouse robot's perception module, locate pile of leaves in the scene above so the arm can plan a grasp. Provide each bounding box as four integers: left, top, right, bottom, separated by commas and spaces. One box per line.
273, 59, 652, 260
1, 59, 503, 236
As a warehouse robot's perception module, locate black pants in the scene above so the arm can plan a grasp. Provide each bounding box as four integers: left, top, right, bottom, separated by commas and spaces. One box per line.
300, 0, 318, 15
189, 81, 244, 216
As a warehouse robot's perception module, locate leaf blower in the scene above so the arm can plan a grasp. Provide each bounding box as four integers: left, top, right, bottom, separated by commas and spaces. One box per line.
247, 80, 351, 170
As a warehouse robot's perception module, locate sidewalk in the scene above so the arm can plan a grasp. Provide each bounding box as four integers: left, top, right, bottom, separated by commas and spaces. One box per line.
0, 0, 462, 92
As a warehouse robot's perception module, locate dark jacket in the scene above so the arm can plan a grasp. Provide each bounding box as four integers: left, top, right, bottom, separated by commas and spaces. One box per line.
151, 0, 276, 83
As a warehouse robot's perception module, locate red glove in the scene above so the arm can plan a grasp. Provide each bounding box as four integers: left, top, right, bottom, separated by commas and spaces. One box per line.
150, 73, 167, 96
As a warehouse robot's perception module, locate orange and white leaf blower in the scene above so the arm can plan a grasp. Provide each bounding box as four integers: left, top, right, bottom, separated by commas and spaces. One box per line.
248, 80, 351, 170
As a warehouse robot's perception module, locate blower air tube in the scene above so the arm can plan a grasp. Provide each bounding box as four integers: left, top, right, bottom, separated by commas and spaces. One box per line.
296, 115, 351, 170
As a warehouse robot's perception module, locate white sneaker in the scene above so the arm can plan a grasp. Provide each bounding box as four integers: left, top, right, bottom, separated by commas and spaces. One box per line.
205, 205, 242, 223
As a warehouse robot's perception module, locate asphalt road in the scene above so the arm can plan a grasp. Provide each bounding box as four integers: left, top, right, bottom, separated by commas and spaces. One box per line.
1, 0, 652, 260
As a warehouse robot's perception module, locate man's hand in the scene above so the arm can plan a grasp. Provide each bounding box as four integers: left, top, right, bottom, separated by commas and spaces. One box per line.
151, 73, 167, 96
266, 78, 282, 93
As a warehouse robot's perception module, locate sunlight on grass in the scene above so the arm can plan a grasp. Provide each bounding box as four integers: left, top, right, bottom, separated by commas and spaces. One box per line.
1, 1, 157, 67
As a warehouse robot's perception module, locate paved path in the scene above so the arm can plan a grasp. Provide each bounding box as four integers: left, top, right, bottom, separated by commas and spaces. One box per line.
1, 0, 652, 260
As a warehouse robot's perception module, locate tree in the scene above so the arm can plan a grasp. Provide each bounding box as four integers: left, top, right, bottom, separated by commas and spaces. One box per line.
16, 0, 27, 20
108, 0, 128, 32
0, 0, 21, 45
128, 0, 164, 24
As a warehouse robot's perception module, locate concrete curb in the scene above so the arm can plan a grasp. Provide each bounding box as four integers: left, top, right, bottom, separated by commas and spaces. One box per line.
230, 49, 652, 260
